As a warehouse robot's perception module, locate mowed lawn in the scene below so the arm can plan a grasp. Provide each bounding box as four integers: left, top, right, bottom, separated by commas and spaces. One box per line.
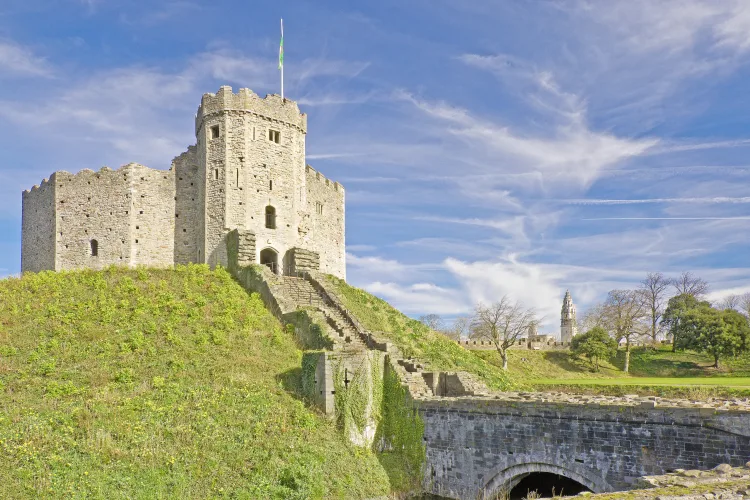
473, 346, 750, 397
533, 377, 750, 387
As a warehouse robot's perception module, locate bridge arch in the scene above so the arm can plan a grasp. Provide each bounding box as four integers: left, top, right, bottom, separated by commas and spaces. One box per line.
482, 461, 614, 497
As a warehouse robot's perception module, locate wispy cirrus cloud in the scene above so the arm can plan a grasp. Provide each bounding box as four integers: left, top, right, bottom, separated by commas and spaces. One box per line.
563, 197, 750, 206
395, 88, 658, 187
0, 40, 54, 78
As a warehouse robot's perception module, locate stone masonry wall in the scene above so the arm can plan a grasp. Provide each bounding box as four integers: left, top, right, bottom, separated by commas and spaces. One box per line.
304, 166, 346, 279
50, 164, 174, 271
289, 247, 319, 274
127, 164, 175, 267
173, 146, 200, 265
21, 177, 56, 272
54, 167, 133, 270
420, 398, 750, 499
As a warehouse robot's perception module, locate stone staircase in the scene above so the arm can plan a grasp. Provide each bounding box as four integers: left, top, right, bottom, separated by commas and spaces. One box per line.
318, 305, 367, 351
275, 276, 325, 308
264, 270, 463, 398
272, 275, 368, 352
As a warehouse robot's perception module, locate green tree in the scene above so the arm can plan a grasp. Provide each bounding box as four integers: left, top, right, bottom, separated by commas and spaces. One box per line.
661, 294, 710, 351
570, 327, 618, 371
679, 307, 746, 369
721, 308, 750, 354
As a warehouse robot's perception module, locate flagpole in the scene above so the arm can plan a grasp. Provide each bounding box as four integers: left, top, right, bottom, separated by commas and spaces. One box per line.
280, 18, 284, 100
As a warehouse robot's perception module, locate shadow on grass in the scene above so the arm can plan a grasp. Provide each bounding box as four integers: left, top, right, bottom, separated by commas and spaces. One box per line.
626, 347, 711, 377
375, 452, 422, 497
276, 367, 304, 399
541, 351, 599, 374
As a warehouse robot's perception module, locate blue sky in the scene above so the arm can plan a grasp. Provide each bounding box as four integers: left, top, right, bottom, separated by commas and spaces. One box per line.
2, 0, 750, 332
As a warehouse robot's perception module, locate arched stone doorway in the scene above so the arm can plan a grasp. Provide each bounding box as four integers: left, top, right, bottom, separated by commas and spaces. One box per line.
482, 462, 611, 499
509, 472, 590, 499
260, 248, 279, 274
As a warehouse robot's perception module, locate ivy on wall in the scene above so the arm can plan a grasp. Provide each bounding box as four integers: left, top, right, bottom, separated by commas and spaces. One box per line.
377, 364, 426, 479
330, 352, 426, 482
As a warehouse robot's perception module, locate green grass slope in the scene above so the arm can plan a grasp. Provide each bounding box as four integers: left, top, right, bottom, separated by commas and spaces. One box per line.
324, 276, 514, 390
0, 266, 391, 499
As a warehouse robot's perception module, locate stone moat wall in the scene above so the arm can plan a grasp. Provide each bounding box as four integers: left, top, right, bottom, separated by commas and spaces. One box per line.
420, 397, 750, 499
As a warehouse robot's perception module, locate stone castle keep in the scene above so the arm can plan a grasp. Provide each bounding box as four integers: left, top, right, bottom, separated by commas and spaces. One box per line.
21, 86, 346, 278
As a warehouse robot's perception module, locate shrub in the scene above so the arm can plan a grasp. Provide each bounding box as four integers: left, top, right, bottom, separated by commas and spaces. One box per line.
571, 327, 617, 371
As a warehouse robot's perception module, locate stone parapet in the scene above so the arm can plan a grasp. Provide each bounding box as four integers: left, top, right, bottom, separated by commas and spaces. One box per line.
289, 247, 320, 274
417, 390, 750, 413
196, 86, 307, 134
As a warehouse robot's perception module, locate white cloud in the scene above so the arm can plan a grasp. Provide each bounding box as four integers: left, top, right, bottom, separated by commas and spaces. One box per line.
581, 0, 750, 56
444, 256, 565, 330
346, 244, 377, 252
396, 90, 658, 187
363, 281, 469, 316
706, 286, 750, 305
563, 197, 750, 206
0, 40, 53, 78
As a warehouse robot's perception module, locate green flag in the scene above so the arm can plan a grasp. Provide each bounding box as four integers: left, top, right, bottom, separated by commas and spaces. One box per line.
278, 19, 284, 70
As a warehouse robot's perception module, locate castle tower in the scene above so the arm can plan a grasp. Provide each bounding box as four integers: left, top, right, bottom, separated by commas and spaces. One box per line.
189, 86, 308, 269
560, 290, 577, 343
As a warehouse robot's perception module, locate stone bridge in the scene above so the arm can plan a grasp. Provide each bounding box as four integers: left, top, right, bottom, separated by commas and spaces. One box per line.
420, 394, 750, 499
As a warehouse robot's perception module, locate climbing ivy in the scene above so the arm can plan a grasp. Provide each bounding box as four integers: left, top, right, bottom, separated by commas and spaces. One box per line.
332, 356, 372, 436
300, 352, 322, 401
377, 364, 426, 479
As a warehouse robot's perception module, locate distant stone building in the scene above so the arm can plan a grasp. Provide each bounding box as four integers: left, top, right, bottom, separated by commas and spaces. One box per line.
21, 86, 346, 279
560, 290, 578, 342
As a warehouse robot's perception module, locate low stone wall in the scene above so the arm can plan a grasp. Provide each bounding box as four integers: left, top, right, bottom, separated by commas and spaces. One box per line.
289, 247, 320, 274
457, 339, 572, 351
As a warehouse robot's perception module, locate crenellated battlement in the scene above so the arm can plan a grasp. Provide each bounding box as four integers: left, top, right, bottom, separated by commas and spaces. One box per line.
52, 163, 172, 186
195, 86, 307, 135
24, 176, 53, 195
306, 165, 344, 192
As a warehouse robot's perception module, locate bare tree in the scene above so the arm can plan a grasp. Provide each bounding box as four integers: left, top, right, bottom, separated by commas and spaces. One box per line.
602, 289, 647, 373
640, 272, 671, 344
470, 297, 538, 370
717, 294, 740, 311
419, 314, 445, 332
449, 316, 472, 341
740, 293, 750, 319
671, 271, 709, 298
579, 303, 608, 333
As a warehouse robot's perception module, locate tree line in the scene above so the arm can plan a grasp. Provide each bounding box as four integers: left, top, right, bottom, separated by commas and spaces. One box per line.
578, 271, 750, 371
420, 271, 750, 372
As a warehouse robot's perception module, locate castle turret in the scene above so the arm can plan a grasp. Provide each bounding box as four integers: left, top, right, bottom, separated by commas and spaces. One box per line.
560, 290, 577, 343
192, 86, 308, 270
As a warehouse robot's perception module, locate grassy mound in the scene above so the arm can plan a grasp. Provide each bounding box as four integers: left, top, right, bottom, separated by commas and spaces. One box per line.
0, 266, 392, 499
476, 346, 750, 382
474, 349, 625, 383
324, 276, 514, 390
474, 346, 750, 398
